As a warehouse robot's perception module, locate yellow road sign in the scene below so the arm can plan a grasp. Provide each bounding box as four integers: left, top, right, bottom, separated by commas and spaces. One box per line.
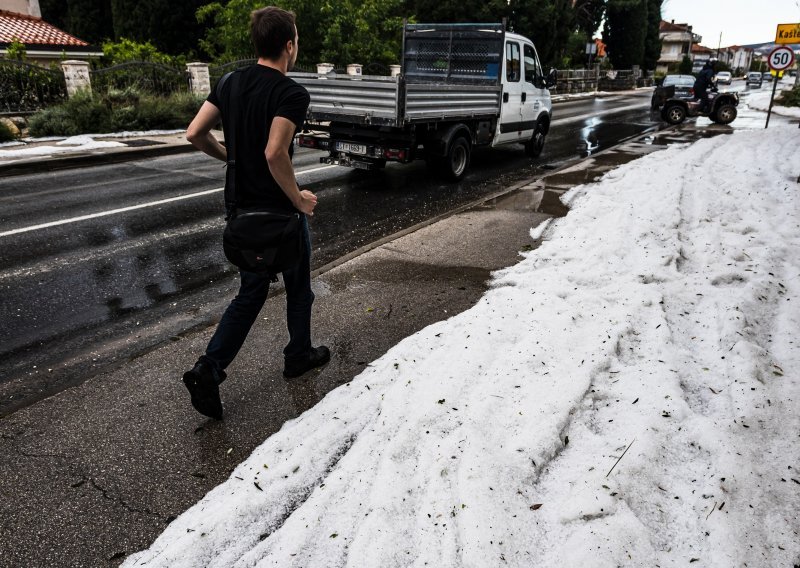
775, 23, 800, 44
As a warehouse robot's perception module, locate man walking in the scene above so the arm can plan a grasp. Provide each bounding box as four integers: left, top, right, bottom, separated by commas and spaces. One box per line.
182, 6, 329, 420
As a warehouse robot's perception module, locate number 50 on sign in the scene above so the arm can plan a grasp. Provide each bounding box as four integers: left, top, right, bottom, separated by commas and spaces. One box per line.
768, 46, 795, 71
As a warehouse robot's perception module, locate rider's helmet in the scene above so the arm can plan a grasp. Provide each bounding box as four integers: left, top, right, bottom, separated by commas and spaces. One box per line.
707, 57, 718, 72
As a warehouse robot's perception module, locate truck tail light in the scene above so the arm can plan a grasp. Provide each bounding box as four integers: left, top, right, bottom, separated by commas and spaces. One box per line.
298, 135, 317, 148
383, 148, 406, 160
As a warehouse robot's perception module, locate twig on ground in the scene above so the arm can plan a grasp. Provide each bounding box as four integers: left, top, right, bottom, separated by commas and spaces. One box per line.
606, 438, 636, 478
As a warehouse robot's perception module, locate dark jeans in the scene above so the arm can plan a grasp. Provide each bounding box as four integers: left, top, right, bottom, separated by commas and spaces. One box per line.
201, 216, 314, 379
697, 89, 709, 112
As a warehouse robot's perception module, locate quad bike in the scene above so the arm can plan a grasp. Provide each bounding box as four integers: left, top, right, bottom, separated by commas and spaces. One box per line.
651, 85, 739, 126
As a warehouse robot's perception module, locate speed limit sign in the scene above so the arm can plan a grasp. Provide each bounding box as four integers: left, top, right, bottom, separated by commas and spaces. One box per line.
768, 46, 795, 71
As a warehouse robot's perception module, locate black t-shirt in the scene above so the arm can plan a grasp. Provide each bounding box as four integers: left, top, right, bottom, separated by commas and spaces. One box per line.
208, 65, 310, 212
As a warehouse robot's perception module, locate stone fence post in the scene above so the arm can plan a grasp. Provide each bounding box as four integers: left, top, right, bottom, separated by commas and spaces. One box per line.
60, 60, 91, 97
187, 62, 211, 97
390, 65, 401, 77
347, 64, 362, 76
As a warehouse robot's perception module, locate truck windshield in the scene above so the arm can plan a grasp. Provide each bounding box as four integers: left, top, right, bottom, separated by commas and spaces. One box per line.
506, 42, 520, 82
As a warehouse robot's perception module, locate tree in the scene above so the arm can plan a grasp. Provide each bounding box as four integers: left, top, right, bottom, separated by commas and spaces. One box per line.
412, 0, 505, 22
508, 0, 575, 66
198, 0, 406, 67
39, 0, 68, 30
411, 0, 576, 66
678, 55, 693, 74
110, 0, 208, 57
642, 0, 663, 70
319, 0, 407, 67
603, 0, 648, 69
573, 0, 605, 38
42, 0, 115, 45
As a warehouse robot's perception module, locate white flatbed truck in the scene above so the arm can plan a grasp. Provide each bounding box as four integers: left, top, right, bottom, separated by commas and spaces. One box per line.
293, 22, 556, 180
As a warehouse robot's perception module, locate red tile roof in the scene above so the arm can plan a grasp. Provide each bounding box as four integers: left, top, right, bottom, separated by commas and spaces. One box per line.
0, 10, 88, 47
660, 20, 692, 33
691, 44, 714, 54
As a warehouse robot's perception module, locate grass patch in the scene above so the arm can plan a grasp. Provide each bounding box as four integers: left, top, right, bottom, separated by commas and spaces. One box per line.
28, 89, 203, 137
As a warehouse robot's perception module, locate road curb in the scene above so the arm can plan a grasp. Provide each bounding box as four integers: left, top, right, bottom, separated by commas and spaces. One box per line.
311, 122, 672, 280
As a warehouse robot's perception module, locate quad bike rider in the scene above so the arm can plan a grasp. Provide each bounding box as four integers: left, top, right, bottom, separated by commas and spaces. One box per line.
694, 58, 717, 113
652, 58, 740, 126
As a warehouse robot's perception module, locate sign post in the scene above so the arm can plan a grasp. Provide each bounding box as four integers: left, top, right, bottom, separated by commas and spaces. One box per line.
585, 42, 597, 68
765, 45, 795, 129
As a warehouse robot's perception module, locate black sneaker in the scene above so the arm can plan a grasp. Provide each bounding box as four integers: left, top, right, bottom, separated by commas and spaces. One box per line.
182, 360, 225, 420
283, 346, 331, 379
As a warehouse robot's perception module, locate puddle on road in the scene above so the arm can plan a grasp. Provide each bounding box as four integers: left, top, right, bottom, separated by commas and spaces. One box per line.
476, 186, 569, 218
475, 139, 674, 222
541, 169, 605, 188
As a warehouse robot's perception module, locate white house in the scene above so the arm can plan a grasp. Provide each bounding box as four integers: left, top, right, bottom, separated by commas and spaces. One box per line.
658, 19, 702, 73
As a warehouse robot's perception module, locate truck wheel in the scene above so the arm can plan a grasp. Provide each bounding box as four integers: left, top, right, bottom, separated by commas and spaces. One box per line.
444, 136, 470, 181
525, 128, 546, 158
664, 103, 686, 125
712, 104, 737, 125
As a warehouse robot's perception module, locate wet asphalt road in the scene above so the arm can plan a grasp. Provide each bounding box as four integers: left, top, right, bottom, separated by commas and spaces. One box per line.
0, 91, 660, 414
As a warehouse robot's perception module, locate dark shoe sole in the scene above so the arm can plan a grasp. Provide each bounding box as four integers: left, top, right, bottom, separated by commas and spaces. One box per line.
283, 347, 331, 379
182, 370, 223, 420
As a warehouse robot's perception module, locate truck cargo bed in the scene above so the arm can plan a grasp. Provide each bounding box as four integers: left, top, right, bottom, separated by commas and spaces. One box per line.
291, 22, 505, 127
292, 73, 501, 126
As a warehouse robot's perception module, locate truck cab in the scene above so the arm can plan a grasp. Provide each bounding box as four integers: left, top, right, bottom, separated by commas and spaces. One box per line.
495, 32, 552, 157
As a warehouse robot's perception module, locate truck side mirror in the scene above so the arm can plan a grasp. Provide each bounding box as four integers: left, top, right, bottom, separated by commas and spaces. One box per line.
546, 68, 557, 88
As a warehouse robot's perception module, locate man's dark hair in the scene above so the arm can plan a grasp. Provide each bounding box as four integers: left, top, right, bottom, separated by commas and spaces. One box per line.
251, 6, 296, 60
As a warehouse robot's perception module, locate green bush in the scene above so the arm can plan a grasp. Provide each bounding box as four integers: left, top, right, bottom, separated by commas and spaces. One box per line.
28, 89, 203, 137
0, 120, 16, 142
777, 86, 800, 108
28, 90, 111, 136
100, 38, 185, 67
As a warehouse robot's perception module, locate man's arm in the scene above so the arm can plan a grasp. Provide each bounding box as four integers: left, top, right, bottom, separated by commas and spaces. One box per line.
187, 101, 227, 162
265, 117, 318, 215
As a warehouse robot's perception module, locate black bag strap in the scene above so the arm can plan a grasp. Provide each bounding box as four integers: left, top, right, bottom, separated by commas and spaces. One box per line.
219, 70, 242, 219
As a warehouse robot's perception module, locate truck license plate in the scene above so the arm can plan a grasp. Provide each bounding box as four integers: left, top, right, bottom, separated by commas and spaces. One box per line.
335, 141, 367, 155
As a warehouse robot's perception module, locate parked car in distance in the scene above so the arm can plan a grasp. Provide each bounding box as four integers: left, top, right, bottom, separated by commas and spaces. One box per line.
716, 71, 732, 84
762, 72, 773, 82
746, 71, 763, 87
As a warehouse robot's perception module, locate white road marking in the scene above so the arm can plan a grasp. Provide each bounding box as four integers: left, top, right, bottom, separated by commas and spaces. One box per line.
0, 164, 338, 238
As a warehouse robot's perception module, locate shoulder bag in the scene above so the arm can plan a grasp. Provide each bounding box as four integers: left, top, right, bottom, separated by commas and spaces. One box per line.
218, 69, 304, 281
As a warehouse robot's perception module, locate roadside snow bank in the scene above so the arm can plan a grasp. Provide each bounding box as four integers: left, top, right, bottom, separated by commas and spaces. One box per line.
0, 129, 186, 159
125, 127, 800, 568
746, 83, 800, 118
0, 135, 125, 158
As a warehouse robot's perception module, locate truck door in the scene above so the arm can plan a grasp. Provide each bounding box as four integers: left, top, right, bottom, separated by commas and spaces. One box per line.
522, 43, 546, 135
495, 40, 532, 145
